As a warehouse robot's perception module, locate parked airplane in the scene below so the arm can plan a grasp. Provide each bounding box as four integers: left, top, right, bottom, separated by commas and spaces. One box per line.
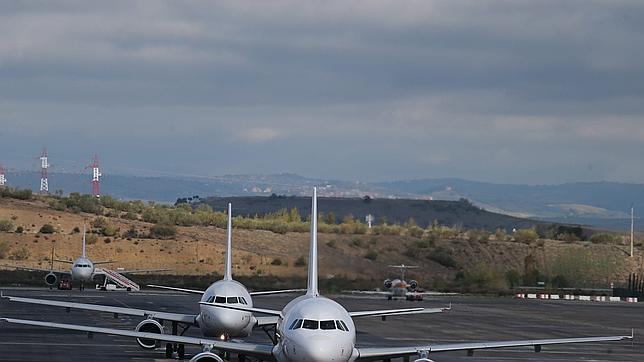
1, 189, 632, 361
1, 204, 346, 358
0, 225, 139, 290
346, 264, 440, 301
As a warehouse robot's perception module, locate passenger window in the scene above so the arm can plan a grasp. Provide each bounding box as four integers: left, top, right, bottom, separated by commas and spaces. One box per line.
320, 320, 336, 330
227, 297, 238, 304
214, 296, 226, 304
302, 319, 318, 330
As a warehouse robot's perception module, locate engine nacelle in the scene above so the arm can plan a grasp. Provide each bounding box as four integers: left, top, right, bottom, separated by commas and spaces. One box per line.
135, 319, 164, 349
384, 279, 393, 289
190, 352, 225, 362
409, 280, 418, 290
414, 359, 436, 362
45, 273, 57, 286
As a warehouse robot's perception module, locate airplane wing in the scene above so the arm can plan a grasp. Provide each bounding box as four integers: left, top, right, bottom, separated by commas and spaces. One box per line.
93, 260, 116, 265
3, 295, 197, 325
147, 284, 205, 294
355, 333, 633, 360
0, 264, 69, 275
0, 317, 275, 360
343, 290, 391, 295
54, 259, 74, 264
249, 288, 306, 296
349, 306, 449, 318
115, 268, 171, 274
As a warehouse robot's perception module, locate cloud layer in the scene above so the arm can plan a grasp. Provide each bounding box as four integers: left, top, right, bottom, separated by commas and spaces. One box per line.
1, 1, 643, 184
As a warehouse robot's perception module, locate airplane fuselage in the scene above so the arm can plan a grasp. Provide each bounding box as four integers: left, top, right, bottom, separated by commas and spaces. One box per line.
70, 257, 95, 282
274, 295, 357, 362
197, 279, 255, 339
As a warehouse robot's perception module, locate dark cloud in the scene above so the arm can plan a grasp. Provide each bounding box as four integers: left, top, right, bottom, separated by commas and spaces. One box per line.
0, 1, 643, 184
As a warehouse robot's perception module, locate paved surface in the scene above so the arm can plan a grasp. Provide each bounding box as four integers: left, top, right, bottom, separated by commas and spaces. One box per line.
0, 288, 641, 361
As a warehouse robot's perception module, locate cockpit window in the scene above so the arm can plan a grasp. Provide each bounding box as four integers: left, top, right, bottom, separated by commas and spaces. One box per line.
214, 296, 226, 304
320, 320, 336, 330
338, 320, 349, 331
240, 297, 248, 305
227, 297, 238, 304
206, 296, 215, 303
289, 319, 302, 330
302, 319, 319, 330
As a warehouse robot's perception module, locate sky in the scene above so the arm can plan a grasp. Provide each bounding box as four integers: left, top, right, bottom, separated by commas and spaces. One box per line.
1, 1, 643, 184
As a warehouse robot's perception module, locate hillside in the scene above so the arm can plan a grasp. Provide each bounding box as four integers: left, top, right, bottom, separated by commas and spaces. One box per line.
200, 196, 541, 231
0, 194, 643, 292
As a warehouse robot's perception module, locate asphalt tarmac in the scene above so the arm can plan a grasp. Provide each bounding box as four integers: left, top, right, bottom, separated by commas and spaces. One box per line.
0, 288, 641, 361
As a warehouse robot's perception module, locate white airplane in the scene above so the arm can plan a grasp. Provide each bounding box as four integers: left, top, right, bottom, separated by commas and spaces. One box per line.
0, 226, 121, 290
0, 191, 632, 362
346, 264, 443, 301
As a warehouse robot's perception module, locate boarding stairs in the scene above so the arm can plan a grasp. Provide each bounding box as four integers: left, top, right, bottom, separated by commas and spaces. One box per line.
100, 268, 140, 291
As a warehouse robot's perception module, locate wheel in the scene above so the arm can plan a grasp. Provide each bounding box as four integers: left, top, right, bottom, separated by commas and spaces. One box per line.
239, 353, 246, 362
177, 344, 185, 359
165, 343, 173, 357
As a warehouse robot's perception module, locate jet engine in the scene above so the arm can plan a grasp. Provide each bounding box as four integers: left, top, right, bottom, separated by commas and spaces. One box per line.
135, 319, 164, 349
409, 280, 418, 291
384, 279, 393, 289
189, 352, 225, 362
45, 272, 57, 286
414, 359, 436, 362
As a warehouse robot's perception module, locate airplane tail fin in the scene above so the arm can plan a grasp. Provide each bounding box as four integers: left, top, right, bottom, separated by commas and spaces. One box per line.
223, 203, 233, 280
82, 224, 86, 258
306, 187, 319, 296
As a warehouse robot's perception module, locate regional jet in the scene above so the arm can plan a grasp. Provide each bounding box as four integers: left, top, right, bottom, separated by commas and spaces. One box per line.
0, 191, 632, 362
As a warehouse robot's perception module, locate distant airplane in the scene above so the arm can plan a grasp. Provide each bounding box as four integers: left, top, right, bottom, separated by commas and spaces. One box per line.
346, 264, 439, 301
2, 189, 630, 361
0, 225, 158, 290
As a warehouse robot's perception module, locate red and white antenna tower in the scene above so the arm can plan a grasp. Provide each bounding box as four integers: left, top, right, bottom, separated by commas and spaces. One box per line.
0, 164, 6, 187
40, 148, 49, 193
87, 154, 102, 197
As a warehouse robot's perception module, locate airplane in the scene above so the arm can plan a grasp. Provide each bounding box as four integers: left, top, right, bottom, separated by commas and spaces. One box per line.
1, 199, 448, 360
0, 225, 126, 290
346, 264, 445, 301
0, 189, 633, 362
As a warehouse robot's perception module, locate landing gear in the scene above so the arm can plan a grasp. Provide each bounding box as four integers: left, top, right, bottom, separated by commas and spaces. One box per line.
177, 344, 185, 359
238, 353, 246, 362
79, 282, 85, 291
165, 343, 173, 358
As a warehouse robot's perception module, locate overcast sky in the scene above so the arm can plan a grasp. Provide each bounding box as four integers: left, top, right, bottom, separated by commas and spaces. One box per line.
1, 1, 643, 184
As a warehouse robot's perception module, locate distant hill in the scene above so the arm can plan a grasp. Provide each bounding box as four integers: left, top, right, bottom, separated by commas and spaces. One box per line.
201, 196, 543, 231
4, 171, 644, 231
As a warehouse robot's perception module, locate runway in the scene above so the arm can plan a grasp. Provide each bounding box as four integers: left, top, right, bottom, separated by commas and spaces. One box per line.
0, 288, 641, 361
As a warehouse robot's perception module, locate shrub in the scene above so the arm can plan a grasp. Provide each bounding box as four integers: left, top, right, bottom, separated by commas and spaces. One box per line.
294, 256, 306, 267
39, 224, 55, 234
467, 229, 490, 243
9, 246, 29, 260
149, 223, 177, 239
121, 212, 138, 220
350, 238, 364, 248
0, 219, 14, 232
271, 258, 283, 266
0, 241, 9, 259
513, 228, 538, 243
364, 249, 378, 261
86, 233, 98, 245
326, 240, 337, 248
15, 226, 24, 233
428, 247, 458, 268
100, 224, 118, 237
407, 226, 424, 238
589, 233, 618, 244
92, 217, 108, 229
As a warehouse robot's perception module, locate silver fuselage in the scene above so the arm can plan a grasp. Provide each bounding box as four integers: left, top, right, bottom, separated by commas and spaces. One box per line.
70, 257, 95, 282
273, 295, 357, 362
197, 279, 255, 339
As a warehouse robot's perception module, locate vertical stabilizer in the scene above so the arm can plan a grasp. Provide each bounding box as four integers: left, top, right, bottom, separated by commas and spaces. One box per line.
307, 187, 319, 296
223, 203, 233, 280
82, 224, 86, 258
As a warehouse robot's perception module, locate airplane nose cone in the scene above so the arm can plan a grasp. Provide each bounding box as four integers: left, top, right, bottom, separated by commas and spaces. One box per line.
199, 305, 251, 338
298, 338, 349, 362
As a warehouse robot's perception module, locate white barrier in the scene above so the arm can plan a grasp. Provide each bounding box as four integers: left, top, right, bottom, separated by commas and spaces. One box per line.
626, 297, 639, 303
593, 296, 607, 302
527, 293, 537, 299
515, 293, 525, 299
609, 297, 621, 302
539, 294, 549, 299
549, 294, 560, 300
578, 295, 591, 301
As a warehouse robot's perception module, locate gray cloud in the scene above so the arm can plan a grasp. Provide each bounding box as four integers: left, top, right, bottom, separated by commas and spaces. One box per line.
0, 1, 643, 184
